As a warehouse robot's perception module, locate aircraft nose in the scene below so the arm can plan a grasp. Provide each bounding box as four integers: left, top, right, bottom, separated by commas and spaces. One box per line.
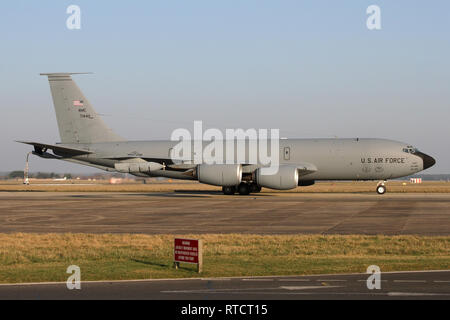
416, 152, 436, 170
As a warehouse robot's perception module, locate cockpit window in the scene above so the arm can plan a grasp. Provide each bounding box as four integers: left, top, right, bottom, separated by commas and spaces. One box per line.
403, 146, 418, 154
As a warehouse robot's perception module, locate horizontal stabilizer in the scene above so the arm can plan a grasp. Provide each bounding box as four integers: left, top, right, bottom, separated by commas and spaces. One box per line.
16, 141, 92, 156
40, 72, 93, 76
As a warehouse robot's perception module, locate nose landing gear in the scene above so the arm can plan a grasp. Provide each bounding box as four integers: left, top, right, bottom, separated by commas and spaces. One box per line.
376, 181, 387, 194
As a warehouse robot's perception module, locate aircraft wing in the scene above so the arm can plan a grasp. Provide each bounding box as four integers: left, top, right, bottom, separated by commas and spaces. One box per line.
167, 162, 318, 176
168, 162, 318, 174
16, 141, 92, 156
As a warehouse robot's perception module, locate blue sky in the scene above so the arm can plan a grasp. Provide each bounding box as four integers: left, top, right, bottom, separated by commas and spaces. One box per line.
1, 1, 449, 173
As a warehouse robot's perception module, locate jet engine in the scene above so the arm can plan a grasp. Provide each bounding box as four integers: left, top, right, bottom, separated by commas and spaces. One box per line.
197, 164, 242, 186
256, 165, 299, 190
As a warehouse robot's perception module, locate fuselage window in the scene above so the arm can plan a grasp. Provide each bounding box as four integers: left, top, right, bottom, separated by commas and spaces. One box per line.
403, 147, 418, 154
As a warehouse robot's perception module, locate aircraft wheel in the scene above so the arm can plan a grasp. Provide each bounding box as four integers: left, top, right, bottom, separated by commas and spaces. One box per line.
222, 186, 236, 195
238, 183, 250, 195
250, 183, 262, 193
376, 185, 386, 195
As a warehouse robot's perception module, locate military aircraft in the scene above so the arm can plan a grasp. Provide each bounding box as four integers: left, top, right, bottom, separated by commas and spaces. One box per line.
17, 73, 435, 195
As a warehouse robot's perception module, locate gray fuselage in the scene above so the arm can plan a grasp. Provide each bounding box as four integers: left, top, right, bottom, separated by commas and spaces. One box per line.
61, 138, 431, 181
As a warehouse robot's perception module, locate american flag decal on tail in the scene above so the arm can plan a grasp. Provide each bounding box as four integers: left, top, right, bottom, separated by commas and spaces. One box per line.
73, 100, 84, 106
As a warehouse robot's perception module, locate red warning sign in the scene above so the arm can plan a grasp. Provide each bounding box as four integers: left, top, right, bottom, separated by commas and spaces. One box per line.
174, 238, 200, 264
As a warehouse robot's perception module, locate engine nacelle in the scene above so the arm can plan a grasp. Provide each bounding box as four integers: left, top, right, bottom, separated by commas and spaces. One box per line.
256, 165, 299, 190
114, 161, 163, 173
197, 164, 242, 186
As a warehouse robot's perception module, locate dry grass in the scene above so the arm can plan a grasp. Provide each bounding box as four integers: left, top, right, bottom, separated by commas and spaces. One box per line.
1, 180, 450, 193
0, 233, 448, 283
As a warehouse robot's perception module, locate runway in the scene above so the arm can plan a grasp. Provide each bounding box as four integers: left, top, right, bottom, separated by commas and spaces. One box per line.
0, 192, 449, 235
0, 271, 448, 300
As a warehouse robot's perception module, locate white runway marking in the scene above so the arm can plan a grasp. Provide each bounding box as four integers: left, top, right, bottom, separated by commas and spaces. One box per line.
242, 278, 275, 282
280, 286, 341, 290
161, 285, 341, 294
170, 291, 450, 296
162, 287, 276, 293
387, 292, 446, 297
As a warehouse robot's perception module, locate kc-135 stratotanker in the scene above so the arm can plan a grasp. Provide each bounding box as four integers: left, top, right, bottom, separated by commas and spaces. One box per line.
17, 73, 435, 195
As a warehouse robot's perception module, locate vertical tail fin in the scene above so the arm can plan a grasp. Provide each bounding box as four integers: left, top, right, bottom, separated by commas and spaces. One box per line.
41, 73, 124, 144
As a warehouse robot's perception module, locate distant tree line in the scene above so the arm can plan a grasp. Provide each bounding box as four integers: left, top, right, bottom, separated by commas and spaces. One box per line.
4, 171, 72, 179
1, 171, 130, 180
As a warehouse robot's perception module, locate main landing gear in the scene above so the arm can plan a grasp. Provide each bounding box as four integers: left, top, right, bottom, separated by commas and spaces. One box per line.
222, 183, 261, 195
222, 186, 236, 195
376, 181, 387, 195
